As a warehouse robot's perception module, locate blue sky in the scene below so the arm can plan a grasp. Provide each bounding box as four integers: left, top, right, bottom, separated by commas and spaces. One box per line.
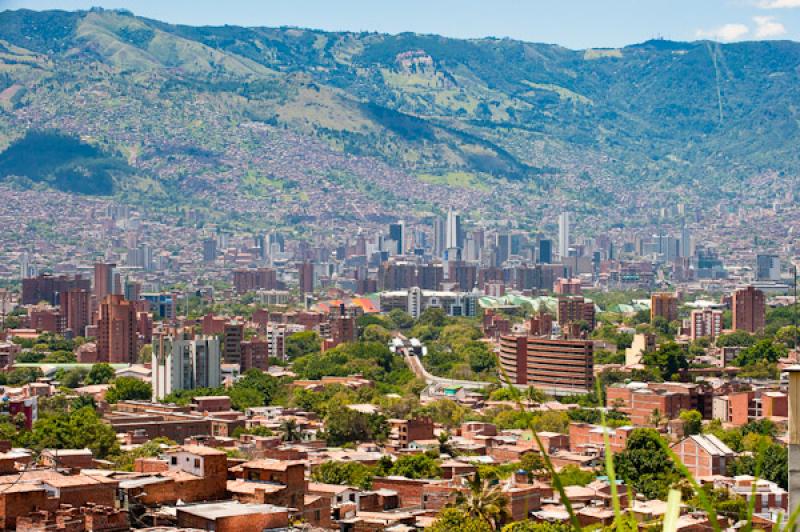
3, 0, 800, 49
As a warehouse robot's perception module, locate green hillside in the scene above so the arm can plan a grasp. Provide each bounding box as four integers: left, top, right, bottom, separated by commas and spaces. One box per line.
0, 7, 797, 216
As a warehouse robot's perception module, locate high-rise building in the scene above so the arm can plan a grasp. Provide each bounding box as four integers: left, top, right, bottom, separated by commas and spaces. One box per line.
61, 288, 90, 338
651, 293, 678, 323
233, 268, 278, 294
298, 262, 315, 294
690, 309, 723, 341
389, 222, 405, 255
446, 209, 462, 251
222, 321, 244, 365
496, 232, 511, 266
499, 335, 593, 394
558, 211, 570, 259
22, 274, 91, 306
557, 296, 596, 330
97, 295, 137, 364
756, 254, 781, 281
202, 238, 217, 263
732, 286, 766, 333
538, 239, 553, 264
151, 331, 221, 400
19, 252, 30, 280
680, 226, 693, 258
433, 217, 446, 257
93, 262, 117, 301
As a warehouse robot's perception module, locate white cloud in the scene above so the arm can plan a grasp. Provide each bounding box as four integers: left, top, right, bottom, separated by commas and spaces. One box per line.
695, 23, 750, 42
757, 0, 800, 8
753, 15, 788, 37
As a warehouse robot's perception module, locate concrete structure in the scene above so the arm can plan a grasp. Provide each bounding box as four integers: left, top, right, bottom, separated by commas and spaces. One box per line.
499, 335, 593, 394
558, 211, 570, 259
690, 309, 723, 341
152, 330, 221, 401
732, 286, 766, 333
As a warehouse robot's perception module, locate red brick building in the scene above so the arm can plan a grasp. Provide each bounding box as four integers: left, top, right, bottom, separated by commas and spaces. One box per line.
671, 434, 735, 477
732, 286, 766, 333
499, 335, 593, 394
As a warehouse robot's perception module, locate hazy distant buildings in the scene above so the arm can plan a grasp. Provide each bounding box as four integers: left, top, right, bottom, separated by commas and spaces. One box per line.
93, 262, 118, 301
298, 262, 315, 294
22, 274, 90, 306
538, 239, 553, 264
446, 209, 462, 251
433, 217, 446, 257
756, 254, 781, 281
202, 238, 217, 263
732, 286, 766, 333
389, 221, 405, 255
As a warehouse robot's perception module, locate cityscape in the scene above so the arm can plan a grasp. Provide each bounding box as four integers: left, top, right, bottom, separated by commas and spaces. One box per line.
1, 3, 800, 532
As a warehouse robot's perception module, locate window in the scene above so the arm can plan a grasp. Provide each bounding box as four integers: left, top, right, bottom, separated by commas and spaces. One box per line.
314, 510, 321, 520
170, 457, 177, 465
194, 459, 200, 468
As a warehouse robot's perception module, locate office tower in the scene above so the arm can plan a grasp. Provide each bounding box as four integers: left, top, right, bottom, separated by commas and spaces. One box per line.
389, 221, 405, 255
19, 252, 29, 280
298, 262, 315, 294
22, 274, 91, 306
124, 280, 142, 302
433, 217, 446, 257
650, 293, 678, 323
496, 232, 511, 266
255, 234, 266, 259
202, 238, 217, 263
269, 232, 285, 253
61, 288, 90, 338
222, 321, 244, 366
558, 211, 570, 259
680, 226, 693, 258
732, 286, 766, 333
539, 239, 553, 264
499, 335, 593, 393
557, 296, 596, 330
97, 295, 137, 364
690, 309, 723, 341
756, 254, 781, 281
446, 209, 462, 250
93, 262, 116, 301
152, 331, 221, 400
233, 268, 278, 294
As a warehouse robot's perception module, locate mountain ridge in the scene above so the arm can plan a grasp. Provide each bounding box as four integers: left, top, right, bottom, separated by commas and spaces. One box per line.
0, 8, 798, 231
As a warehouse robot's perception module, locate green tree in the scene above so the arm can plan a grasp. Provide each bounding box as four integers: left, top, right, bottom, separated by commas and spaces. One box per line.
390, 452, 442, 479
110, 437, 175, 471
502, 522, 571, 532
679, 409, 702, 436
715, 330, 756, 347
312, 460, 374, 489
388, 309, 414, 330
285, 331, 321, 359
613, 428, 679, 499
86, 363, 115, 384
429, 508, 492, 532
362, 324, 391, 344
557, 464, 595, 486
280, 419, 302, 442
229, 386, 265, 411
642, 342, 688, 381
60, 367, 88, 388
455, 470, 511, 529
324, 408, 388, 446
106, 377, 152, 403
23, 406, 119, 459
417, 307, 448, 328
734, 339, 786, 367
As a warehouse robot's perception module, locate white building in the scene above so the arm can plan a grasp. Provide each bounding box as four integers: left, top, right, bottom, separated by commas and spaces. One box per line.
152, 331, 221, 400
558, 211, 570, 259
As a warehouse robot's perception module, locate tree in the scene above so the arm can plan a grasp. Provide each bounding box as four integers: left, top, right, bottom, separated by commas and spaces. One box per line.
642, 342, 688, 381
466, 342, 496, 373
520, 452, 546, 481
502, 522, 571, 532
734, 339, 786, 367
86, 363, 115, 384
456, 470, 510, 529
557, 464, 594, 486
390, 452, 442, 479
285, 331, 321, 359
110, 437, 175, 471
417, 307, 447, 328
7, 367, 43, 385
362, 324, 391, 344
280, 419, 302, 442
106, 377, 152, 403
388, 309, 414, 330
60, 367, 88, 388
324, 408, 388, 447
679, 409, 702, 436
715, 330, 756, 347
429, 508, 492, 532
23, 406, 119, 459
229, 386, 265, 411
312, 460, 374, 489
613, 428, 679, 499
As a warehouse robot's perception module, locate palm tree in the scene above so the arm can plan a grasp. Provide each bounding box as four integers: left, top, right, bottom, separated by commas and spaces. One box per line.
280, 419, 302, 442
455, 471, 510, 530
649, 408, 665, 429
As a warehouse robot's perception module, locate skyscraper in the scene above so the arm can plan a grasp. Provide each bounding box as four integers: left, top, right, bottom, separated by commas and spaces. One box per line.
558, 212, 570, 259
539, 239, 553, 264
433, 217, 446, 257
97, 294, 137, 364
756, 254, 781, 281
298, 262, 315, 294
732, 286, 766, 333
446, 209, 462, 251
202, 238, 217, 263
19, 252, 29, 280
152, 331, 221, 400
389, 221, 405, 255
93, 262, 116, 301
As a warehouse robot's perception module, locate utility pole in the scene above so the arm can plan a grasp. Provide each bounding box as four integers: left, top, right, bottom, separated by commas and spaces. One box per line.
787, 364, 800, 516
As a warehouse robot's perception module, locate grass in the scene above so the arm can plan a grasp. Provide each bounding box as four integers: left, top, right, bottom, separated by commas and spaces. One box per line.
418, 171, 490, 191
521, 81, 593, 106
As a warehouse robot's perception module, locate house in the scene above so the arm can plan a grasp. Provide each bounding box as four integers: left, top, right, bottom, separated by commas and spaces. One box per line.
671, 434, 735, 477
176, 501, 289, 532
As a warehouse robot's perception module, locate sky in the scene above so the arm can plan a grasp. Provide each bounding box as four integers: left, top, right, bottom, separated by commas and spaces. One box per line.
2, 0, 800, 49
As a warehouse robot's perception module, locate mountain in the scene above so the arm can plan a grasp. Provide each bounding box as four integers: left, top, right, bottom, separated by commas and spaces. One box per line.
0, 8, 798, 230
